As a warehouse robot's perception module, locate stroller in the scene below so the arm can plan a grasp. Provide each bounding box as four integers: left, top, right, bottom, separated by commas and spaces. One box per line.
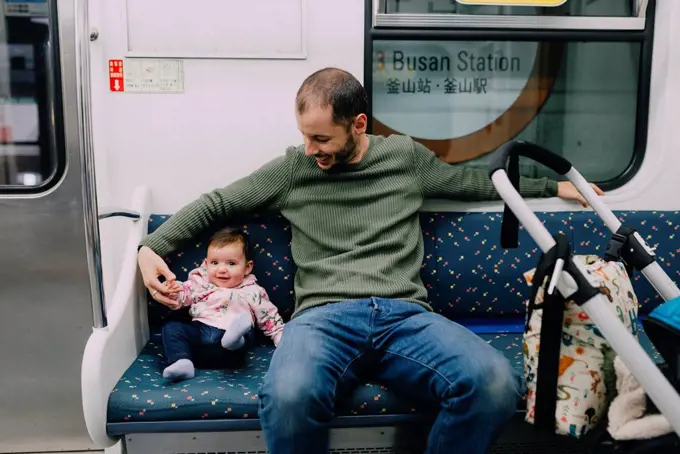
487, 141, 680, 450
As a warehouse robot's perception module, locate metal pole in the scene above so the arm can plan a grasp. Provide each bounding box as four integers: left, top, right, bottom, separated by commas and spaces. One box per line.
0, 1, 10, 184
74, 0, 107, 329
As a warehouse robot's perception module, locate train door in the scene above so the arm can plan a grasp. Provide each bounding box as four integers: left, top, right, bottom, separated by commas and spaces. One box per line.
0, 0, 96, 451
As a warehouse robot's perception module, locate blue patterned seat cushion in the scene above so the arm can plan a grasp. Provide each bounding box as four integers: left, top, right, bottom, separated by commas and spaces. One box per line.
108, 210, 677, 425
107, 329, 662, 423
107, 335, 418, 424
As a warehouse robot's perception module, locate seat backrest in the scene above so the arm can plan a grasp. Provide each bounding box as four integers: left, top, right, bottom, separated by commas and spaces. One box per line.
572, 211, 679, 315
145, 210, 680, 335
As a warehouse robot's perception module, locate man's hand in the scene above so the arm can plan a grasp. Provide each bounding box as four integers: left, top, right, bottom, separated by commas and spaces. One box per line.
138, 246, 180, 309
557, 181, 604, 207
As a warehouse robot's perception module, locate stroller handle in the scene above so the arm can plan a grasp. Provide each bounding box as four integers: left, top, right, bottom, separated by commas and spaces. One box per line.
489, 140, 622, 234
488, 140, 572, 177
490, 170, 556, 255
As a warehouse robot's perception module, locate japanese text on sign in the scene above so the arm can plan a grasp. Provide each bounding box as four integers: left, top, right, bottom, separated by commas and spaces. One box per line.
385, 77, 488, 95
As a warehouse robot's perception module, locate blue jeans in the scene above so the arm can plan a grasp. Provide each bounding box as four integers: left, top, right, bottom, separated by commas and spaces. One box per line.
162, 320, 225, 364
258, 298, 520, 454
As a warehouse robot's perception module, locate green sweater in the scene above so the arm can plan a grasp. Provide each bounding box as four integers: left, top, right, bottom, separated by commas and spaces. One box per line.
140, 134, 558, 317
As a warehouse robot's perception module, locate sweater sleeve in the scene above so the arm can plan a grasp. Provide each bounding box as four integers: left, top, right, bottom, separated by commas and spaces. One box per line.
412, 141, 558, 201
252, 287, 285, 347
139, 149, 295, 256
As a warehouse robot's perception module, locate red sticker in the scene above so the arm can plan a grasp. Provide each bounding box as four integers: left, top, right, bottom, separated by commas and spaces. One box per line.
109, 59, 124, 92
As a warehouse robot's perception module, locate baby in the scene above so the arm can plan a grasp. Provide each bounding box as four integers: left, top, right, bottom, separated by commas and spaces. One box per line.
160, 227, 285, 381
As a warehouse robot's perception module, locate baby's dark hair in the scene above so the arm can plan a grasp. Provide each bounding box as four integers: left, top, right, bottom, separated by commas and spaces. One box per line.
207, 227, 251, 261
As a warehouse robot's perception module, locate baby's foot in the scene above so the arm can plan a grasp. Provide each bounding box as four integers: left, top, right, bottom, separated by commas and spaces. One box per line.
163, 359, 195, 381
223, 335, 245, 350
221, 312, 252, 350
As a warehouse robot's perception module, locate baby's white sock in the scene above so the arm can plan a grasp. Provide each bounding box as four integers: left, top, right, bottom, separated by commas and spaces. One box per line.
221, 312, 252, 350
162, 359, 195, 381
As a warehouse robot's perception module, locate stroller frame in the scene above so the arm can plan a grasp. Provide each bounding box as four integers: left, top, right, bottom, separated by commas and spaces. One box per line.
488, 140, 680, 438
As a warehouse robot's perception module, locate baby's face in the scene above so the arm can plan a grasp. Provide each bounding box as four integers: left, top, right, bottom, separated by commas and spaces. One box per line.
205, 243, 253, 288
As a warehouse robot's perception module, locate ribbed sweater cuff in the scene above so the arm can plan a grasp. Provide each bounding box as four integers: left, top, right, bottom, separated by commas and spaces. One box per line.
138, 235, 174, 257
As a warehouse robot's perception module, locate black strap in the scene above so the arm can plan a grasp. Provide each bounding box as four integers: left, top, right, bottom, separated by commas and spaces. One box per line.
604, 224, 655, 276
531, 234, 570, 431
500, 149, 521, 248
528, 234, 601, 433
603, 225, 634, 261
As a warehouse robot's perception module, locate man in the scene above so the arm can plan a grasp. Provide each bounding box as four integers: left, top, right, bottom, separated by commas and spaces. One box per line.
137, 67, 603, 454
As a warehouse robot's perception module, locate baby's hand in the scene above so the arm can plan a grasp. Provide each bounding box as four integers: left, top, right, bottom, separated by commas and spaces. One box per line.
164, 280, 183, 296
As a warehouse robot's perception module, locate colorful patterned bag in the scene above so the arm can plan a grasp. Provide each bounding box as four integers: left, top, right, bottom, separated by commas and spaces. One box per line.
522, 253, 639, 439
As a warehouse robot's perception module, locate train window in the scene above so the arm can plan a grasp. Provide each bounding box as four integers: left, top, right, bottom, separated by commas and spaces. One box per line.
0, 2, 64, 192
367, 0, 655, 189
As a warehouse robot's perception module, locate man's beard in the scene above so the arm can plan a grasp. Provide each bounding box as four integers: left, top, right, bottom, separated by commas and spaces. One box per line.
327, 135, 359, 168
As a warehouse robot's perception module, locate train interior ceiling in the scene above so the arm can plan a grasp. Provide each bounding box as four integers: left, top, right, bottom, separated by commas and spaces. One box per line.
1, 0, 680, 453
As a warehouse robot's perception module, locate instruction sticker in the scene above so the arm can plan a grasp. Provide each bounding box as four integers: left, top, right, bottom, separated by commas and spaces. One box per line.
109, 59, 184, 94
123, 59, 184, 94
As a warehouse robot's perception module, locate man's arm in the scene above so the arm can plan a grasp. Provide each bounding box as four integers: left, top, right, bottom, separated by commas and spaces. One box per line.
139, 149, 296, 257
412, 141, 558, 201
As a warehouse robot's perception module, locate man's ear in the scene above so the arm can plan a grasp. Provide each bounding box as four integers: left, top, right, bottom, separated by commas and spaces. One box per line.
353, 114, 367, 134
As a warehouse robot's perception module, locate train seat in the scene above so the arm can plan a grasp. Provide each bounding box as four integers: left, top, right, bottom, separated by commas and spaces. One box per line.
97, 208, 678, 440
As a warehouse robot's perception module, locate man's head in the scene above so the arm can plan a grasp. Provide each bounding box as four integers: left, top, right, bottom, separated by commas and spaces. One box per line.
204, 228, 253, 288
295, 68, 369, 170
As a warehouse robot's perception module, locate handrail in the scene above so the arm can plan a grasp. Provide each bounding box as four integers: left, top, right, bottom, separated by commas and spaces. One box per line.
80, 186, 150, 449
75, 0, 107, 329
98, 207, 141, 221
81, 185, 151, 448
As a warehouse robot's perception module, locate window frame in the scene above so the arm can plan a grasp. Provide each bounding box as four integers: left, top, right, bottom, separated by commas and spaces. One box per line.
364, 0, 657, 191
375, 0, 648, 28
0, 1, 68, 195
